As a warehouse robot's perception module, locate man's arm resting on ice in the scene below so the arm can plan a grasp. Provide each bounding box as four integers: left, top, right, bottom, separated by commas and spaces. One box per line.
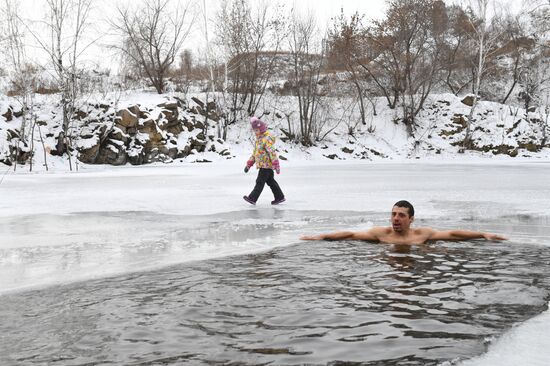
300, 229, 380, 242
428, 229, 508, 241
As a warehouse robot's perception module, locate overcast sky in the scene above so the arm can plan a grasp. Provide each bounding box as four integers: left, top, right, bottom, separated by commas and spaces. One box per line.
13, 0, 388, 67
12, 0, 527, 71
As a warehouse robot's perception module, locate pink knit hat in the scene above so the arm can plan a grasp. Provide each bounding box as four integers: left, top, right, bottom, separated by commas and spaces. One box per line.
250, 116, 267, 133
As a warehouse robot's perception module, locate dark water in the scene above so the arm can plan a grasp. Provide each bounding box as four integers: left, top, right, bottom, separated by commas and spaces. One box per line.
1, 239, 550, 366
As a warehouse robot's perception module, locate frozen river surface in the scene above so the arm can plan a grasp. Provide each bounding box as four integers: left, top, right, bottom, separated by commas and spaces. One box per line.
1, 161, 549, 365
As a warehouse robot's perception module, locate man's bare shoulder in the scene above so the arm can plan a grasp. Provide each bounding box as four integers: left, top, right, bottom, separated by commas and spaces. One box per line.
373, 226, 393, 234
414, 227, 437, 235
351, 226, 390, 241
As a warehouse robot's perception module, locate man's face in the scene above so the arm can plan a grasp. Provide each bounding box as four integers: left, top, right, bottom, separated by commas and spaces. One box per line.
391, 206, 413, 233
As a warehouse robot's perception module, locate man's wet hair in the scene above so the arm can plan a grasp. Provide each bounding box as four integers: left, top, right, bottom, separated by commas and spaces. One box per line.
394, 200, 414, 217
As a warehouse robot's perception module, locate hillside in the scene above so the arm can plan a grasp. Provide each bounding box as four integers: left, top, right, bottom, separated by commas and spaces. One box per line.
1, 90, 549, 172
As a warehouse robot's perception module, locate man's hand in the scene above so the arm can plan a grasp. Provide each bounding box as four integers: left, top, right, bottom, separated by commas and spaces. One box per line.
483, 233, 508, 241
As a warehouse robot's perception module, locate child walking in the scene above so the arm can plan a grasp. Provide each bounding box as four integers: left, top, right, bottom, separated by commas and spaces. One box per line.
243, 117, 286, 205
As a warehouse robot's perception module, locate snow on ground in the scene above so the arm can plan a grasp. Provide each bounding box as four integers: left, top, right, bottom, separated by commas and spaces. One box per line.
456, 306, 550, 366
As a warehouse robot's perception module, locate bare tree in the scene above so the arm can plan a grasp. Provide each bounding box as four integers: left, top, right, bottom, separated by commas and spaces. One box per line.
461, 0, 504, 150
328, 12, 371, 128
439, 5, 476, 95
286, 10, 327, 146
111, 0, 196, 94
20, 0, 95, 170
538, 91, 550, 147
173, 48, 194, 94
2, 0, 30, 169
402, 0, 439, 136
216, 0, 286, 131
517, 3, 550, 109
497, 14, 529, 104
1, 0, 49, 171
516, 4, 550, 148
346, 0, 443, 138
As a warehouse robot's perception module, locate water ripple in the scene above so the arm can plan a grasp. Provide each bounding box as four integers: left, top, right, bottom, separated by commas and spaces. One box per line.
1, 240, 550, 365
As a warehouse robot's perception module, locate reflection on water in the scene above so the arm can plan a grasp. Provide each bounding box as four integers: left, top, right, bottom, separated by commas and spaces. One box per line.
1, 239, 549, 365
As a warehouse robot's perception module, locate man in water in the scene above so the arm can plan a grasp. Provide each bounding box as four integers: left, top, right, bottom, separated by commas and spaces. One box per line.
300, 200, 507, 244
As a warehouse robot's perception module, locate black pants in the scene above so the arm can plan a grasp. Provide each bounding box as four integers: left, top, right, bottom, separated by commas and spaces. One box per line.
248, 168, 284, 202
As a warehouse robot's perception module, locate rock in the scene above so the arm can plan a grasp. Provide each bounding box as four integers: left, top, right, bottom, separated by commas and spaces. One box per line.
194, 120, 205, 130
461, 95, 476, 106
116, 108, 138, 128
127, 143, 145, 165
208, 110, 220, 122
74, 109, 88, 120
191, 136, 207, 152
139, 118, 163, 143
157, 101, 178, 110
6, 128, 19, 140
195, 132, 206, 141
166, 146, 179, 159
128, 105, 143, 118
173, 97, 186, 108
183, 119, 194, 131
2, 108, 12, 122
518, 142, 540, 152
78, 142, 100, 163
109, 129, 128, 144
128, 154, 144, 165
13, 108, 24, 118
0, 157, 12, 166
161, 109, 178, 122
94, 124, 108, 135
80, 133, 95, 140
452, 114, 467, 128
191, 97, 205, 108
98, 103, 110, 111
164, 122, 183, 135
96, 142, 127, 165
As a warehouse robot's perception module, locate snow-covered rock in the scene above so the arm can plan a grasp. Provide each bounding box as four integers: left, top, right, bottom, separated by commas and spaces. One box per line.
1, 91, 549, 171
